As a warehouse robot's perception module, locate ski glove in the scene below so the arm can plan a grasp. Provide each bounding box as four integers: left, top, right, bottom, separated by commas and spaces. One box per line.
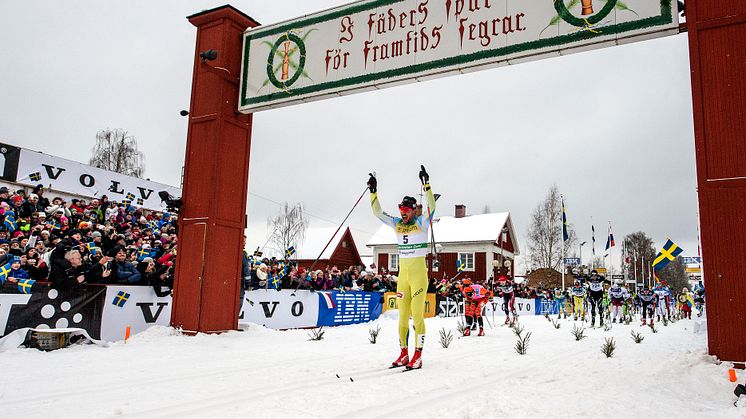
419, 165, 429, 183
367, 173, 377, 193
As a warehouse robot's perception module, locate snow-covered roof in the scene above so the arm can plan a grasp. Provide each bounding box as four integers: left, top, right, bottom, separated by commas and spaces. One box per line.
296, 227, 364, 260
366, 212, 520, 255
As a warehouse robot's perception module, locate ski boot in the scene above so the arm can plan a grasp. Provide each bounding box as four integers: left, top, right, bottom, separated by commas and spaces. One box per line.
471, 323, 478, 331
405, 349, 422, 370
591, 316, 595, 327
612, 318, 617, 324
391, 348, 409, 368
504, 316, 511, 325
641, 318, 647, 326
478, 327, 485, 337
463, 327, 471, 337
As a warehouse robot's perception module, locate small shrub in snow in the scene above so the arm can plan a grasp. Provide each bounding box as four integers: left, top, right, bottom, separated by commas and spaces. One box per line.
308, 327, 325, 341
649, 323, 658, 333
601, 337, 616, 358
572, 325, 586, 341
551, 319, 561, 329
456, 319, 468, 335
512, 324, 525, 338
631, 330, 644, 344
439, 327, 454, 348
515, 331, 531, 355
368, 325, 381, 344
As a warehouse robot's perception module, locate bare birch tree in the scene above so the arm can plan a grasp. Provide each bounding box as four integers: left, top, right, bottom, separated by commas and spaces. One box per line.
526, 185, 577, 271
267, 202, 309, 259
89, 128, 145, 178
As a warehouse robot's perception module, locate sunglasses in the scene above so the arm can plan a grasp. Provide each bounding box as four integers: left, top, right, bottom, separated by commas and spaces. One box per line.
398, 205, 413, 212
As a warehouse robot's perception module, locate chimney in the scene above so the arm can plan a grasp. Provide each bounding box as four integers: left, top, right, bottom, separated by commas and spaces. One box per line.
455, 204, 466, 218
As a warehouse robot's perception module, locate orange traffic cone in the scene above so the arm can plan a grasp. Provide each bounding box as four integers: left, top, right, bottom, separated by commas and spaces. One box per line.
729, 368, 737, 383
124, 325, 131, 343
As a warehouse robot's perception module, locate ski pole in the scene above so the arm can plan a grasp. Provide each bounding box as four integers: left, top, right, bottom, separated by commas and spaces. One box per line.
291, 185, 369, 296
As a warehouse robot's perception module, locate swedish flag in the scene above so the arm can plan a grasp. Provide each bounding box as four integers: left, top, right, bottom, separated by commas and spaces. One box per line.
112, 291, 130, 307
652, 239, 684, 272
136, 247, 154, 261
85, 242, 98, 255
285, 246, 296, 259
4, 214, 17, 231
29, 172, 42, 182
126, 192, 136, 201
148, 220, 158, 230
17, 278, 36, 294
0, 262, 12, 285
137, 198, 144, 206
561, 197, 569, 242
457, 259, 465, 273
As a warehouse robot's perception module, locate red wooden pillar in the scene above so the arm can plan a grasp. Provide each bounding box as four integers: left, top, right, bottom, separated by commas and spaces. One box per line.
170, 6, 259, 334
686, 0, 746, 365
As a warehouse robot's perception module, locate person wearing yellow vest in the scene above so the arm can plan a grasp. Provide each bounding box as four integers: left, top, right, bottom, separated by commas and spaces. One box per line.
368, 166, 436, 370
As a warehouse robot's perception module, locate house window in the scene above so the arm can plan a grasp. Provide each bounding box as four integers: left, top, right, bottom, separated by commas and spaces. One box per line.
458, 252, 475, 271
389, 253, 399, 271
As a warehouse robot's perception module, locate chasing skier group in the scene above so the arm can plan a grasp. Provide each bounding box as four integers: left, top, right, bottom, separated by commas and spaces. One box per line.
550, 272, 705, 327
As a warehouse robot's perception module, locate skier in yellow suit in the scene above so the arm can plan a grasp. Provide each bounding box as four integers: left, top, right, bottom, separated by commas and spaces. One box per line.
368, 166, 435, 370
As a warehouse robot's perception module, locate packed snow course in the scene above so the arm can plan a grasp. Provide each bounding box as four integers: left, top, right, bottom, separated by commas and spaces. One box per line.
1, 314, 741, 418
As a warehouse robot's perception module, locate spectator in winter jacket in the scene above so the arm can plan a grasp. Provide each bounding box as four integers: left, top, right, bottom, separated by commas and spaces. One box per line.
110, 246, 142, 284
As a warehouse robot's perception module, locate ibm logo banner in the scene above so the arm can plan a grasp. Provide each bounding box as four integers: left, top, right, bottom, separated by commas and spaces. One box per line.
316, 291, 383, 327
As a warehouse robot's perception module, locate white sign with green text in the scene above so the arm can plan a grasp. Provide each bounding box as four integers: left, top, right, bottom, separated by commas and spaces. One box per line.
239, 0, 678, 112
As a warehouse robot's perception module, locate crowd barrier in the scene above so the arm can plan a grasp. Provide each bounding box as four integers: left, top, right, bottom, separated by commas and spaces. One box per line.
435, 295, 562, 317
0, 285, 383, 342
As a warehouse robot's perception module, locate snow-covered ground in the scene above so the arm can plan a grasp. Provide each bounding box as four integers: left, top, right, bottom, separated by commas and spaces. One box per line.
1, 314, 742, 418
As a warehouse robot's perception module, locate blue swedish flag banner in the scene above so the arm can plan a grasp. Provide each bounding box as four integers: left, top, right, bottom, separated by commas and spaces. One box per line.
17, 278, 36, 294
285, 246, 296, 259
457, 259, 465, 273
112, 291, 130, 307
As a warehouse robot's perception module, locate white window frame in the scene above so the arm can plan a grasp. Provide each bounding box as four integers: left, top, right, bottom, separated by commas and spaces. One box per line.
389, 253, 399, 271
458, 252, 475, 271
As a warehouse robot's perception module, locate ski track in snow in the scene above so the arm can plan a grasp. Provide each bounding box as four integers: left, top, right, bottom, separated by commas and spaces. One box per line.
0, 316, 741, 419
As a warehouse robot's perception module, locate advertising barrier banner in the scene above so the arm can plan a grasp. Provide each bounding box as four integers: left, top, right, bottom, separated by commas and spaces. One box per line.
1, 284, 106, 339
100, 286, 172, 342
239, 289, 320, 329
3, 286, 384, 342
383, 292, 437, 318
317, 291, 383, 327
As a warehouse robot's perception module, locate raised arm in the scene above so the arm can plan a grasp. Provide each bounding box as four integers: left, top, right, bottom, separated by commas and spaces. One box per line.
368, 173, 396, 228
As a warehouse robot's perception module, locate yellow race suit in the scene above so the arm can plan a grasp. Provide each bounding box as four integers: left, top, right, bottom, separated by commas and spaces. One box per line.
371, 184, 436, 349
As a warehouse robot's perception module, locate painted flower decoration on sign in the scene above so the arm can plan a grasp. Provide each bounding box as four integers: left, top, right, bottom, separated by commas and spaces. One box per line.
260, 29, 317, 93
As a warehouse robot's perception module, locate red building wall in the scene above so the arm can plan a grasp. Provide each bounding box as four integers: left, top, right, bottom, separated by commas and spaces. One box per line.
687, 0, 746, 364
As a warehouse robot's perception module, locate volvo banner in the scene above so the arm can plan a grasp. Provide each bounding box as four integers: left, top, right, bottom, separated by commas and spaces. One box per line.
239, 0, 678, 112
0, 141, 180, 211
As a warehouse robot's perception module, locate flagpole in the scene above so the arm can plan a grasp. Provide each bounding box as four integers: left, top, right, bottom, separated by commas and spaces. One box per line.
561, 194, 565, 291
591, 217, 595, 270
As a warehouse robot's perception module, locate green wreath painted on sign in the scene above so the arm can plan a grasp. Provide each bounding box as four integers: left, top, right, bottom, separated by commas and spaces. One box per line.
266, 33, 306, 90
555, 0, 617, 27
540, 0, 639, 36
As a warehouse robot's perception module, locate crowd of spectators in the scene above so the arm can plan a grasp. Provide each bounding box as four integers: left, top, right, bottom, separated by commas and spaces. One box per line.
0, 183, 553, 302
0, 184, 177, 296
242, 259, 399, 293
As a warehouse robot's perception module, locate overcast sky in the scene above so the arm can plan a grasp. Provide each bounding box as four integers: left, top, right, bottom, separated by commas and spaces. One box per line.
0, 1, 699, 273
